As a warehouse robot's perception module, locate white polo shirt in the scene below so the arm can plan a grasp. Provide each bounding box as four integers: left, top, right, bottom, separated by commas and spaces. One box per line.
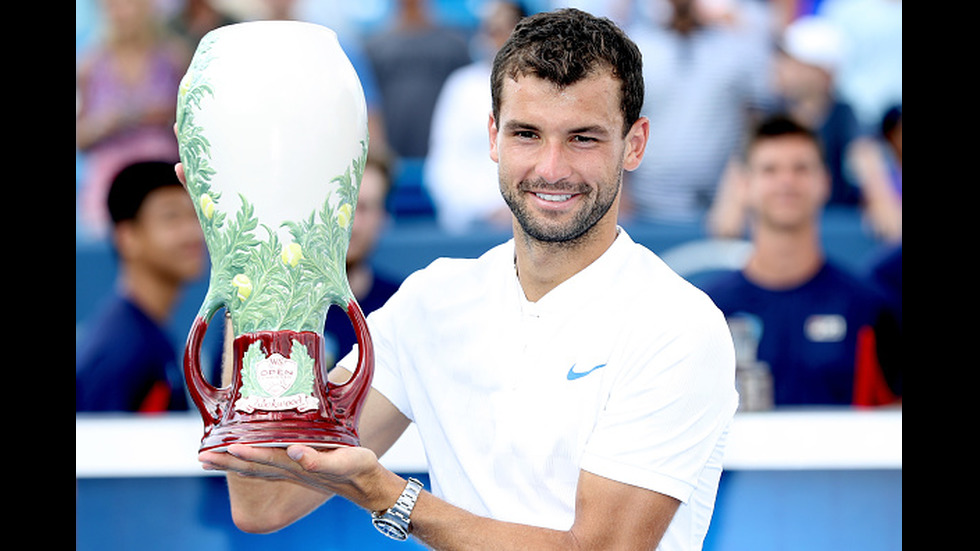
341, 229, 737, 548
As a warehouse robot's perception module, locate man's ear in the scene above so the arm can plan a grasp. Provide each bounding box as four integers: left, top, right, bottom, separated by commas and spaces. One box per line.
488, 111, 500, 164
113, 220, 141, 261
623, 116, 650, 172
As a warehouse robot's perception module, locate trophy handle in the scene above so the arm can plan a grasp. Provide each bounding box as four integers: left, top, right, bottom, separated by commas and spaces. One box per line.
184, 306, 231, 430
329, 299, 374, 429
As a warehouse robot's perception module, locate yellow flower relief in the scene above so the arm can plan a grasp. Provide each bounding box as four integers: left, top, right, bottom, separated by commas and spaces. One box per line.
232, 274, 252, 301
200, 194, 215, 219
179, 74, 192, 97
337, 203, 353, 229
281, 242, 303, 267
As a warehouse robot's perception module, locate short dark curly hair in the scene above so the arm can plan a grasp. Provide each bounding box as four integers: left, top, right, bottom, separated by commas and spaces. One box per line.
747, 114, 824, 160
107, 160, 183, 224
490, 8, 644, 136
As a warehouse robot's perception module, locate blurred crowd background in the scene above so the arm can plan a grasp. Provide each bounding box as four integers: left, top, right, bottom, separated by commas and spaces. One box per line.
76, 0, 901, 242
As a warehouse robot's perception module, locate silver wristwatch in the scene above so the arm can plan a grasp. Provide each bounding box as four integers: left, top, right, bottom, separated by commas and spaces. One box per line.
372, 477, 424, 541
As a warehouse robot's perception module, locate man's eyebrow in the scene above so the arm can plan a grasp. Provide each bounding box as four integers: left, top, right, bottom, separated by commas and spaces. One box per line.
568, 125, 611, 137
502, 120, 540, 133
502, 120, 611, 137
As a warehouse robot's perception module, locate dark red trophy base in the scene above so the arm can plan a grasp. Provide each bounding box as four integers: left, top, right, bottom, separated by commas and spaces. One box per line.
196, 418, 361, 453
184, 301, 374, 453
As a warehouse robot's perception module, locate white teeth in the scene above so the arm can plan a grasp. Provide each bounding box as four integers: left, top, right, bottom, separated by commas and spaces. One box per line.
535, 193, 573, 202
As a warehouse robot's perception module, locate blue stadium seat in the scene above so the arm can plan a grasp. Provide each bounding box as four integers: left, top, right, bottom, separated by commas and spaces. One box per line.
387, 157, 436, 220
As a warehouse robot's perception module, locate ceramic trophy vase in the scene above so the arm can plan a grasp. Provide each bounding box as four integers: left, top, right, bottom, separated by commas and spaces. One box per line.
177, 21, 373, 452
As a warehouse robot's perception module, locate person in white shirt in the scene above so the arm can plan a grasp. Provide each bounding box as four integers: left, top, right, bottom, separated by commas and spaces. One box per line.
197, 8, 737, 550
424, 0, 524, 234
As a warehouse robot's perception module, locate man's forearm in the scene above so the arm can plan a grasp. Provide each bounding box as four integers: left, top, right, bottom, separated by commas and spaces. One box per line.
409, 492, 581, 551
225, 472, 332, 534
401, 469, 677, 550
212, 446, 672, 549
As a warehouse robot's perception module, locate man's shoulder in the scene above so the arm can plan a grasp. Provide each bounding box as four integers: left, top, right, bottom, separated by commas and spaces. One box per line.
393, 240, 513, 300
611, 240, 730, 330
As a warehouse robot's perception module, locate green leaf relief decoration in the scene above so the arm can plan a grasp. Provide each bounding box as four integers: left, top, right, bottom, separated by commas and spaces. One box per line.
239, 341, 270, 398
177, 34, 367, 335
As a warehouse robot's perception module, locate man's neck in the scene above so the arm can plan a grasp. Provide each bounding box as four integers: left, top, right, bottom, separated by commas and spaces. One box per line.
119, 267, 180, 324
514, 221, 618, 302
743, 224, 824, 290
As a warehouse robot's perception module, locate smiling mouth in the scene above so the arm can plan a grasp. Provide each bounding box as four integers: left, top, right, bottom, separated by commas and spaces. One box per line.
533, 192, 575, 202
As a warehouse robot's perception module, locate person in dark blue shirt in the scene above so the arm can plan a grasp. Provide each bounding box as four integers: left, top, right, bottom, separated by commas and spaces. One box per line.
76, 161, 206, 412
702, 116, 898, 407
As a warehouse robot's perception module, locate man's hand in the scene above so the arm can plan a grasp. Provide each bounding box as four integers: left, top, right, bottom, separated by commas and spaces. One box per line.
200, 444, 405, 513
174, 162, 187, 187
173, 123, 187, 188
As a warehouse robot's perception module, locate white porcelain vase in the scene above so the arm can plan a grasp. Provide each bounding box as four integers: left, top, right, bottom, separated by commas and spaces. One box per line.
177, 21, 373, 452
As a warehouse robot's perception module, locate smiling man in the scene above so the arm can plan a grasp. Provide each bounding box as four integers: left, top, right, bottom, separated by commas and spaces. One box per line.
198, 9, 737, 550
491, 70, 644, 301
493, 77, 626, 244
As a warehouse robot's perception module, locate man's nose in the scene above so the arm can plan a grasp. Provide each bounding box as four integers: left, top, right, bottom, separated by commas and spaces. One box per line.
535, 140, 573, 184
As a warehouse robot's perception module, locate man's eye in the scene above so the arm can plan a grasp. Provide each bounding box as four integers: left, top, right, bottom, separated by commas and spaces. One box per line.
571, 135, 597, 144
514, 130, 537, 140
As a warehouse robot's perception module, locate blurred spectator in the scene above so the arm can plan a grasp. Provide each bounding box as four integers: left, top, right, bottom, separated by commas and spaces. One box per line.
624, 0, 776, 224
701, 116, 899, 407
76, 0, 190, 240
364, 0, 472, 159
424, 0, 525, 234
879, 104, 902, 200
76, 161, 206, 412
818, 0, 902, 131
167, 0, 239, 51
324, 153, 403, 363
865, 243, 902, 397
708, 15, 901, 242
773, 15, 862, 205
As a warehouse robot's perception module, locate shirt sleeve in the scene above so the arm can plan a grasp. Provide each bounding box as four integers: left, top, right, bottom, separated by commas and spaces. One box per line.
580, 299, 738, 503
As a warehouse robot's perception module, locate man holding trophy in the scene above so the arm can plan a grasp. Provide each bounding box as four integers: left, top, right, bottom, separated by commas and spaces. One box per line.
187, 9, 736, 550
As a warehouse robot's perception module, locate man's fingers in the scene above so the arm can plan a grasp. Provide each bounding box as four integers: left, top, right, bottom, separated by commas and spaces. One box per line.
174, 162, 187, 186
198, 444, 377, 486
285, 444, 323, 471
198, 446, 296, 478
226, 444, 298, 468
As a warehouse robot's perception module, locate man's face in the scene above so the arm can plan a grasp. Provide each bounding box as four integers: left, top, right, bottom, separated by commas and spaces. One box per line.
489, 72, 647, 244
745, 136, 829, 230
121, 186, 205, 283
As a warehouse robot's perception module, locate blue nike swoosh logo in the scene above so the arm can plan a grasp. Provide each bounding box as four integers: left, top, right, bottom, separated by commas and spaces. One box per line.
566, 363, 607, 381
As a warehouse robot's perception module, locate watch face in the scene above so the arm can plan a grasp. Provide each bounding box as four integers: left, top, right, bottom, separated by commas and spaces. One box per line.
373, 517, 408, 541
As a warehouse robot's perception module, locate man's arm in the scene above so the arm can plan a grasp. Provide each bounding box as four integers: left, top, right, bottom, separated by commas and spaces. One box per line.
199, 366, 412, 533
410, 470, 680, 550
205, 426, 680, 549
198, 326, 681, 547
848, 137, 902, 242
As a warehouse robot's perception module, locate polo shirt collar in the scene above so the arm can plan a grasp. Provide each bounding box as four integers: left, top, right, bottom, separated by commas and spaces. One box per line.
513, 227, 633, 317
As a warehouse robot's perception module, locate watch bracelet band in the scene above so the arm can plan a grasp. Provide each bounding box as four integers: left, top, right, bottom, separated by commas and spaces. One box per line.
375, 477, 423, 528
